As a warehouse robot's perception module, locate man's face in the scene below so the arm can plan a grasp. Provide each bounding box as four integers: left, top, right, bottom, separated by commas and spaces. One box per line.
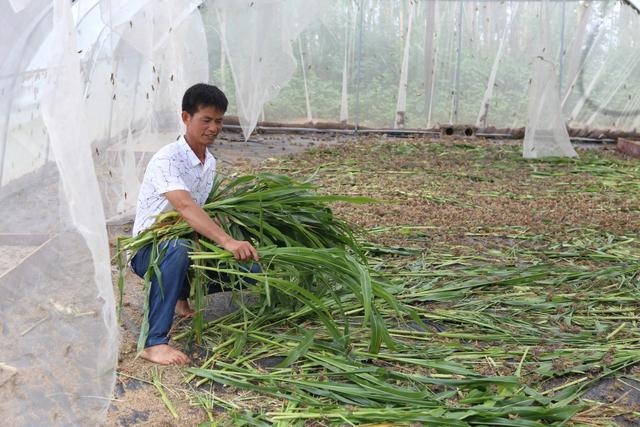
182, 105, 224, 147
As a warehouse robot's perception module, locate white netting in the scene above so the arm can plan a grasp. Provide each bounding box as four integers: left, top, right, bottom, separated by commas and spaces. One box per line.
210, 0, 638, 134
523, 0, 577, 159
93, 0, 208, 220
0, 0, 117, 424
0, 0, 209, 423
2, 1, 640, 424
204, 0, 329, 139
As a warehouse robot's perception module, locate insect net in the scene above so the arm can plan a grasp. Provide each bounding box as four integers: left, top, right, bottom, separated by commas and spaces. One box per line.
0, 0, 207, 423
0, 0, 328, 424
1, 1, 639, 425
218, 1, 640, 148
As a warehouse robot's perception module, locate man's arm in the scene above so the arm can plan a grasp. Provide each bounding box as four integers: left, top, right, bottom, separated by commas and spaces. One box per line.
165, 190, 259, 261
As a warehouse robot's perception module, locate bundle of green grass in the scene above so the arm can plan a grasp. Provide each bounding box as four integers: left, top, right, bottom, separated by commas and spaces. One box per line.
116, 174, 398, 353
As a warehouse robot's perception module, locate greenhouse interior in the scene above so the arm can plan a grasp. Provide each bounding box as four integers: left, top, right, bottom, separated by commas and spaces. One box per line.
1, 0, 640, 425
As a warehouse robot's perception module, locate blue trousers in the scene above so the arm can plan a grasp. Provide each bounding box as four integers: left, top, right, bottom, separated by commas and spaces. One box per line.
131, 239, 260, 348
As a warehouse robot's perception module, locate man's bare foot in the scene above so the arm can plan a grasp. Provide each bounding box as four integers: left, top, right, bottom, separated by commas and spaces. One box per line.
175, 300, 195, 318
140, 344, 191, 365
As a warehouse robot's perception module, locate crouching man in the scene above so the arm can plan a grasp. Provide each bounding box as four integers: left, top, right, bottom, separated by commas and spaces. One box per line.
130, 83, 259, 365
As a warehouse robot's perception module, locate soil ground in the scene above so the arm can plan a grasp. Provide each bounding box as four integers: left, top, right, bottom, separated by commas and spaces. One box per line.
106, 132, 640, 426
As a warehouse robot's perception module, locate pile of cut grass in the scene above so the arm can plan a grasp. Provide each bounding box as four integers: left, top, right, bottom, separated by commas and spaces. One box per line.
184, 230, 640, 426
116, 173, 394, 354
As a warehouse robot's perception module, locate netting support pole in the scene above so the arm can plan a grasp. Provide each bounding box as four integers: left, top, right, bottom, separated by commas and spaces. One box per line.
559, 0, 566, 97
355, 0, 365, 134
453, 0, 463, 124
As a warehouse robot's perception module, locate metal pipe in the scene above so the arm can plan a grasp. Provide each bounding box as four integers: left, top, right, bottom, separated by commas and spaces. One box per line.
223, 124, 440, 136
224, 125, 622, 144
570, 137, 616, 144
476, 133, 514, 139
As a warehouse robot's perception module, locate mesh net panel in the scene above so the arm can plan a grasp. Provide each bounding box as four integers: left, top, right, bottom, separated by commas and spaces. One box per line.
203, 0, 329, 139
0, 0, 117, 424
0, 0, 207, 423
523, 0, 577, 158
95, 0, 208, 220
231, 0, 640, 134
2, 1, 640, 424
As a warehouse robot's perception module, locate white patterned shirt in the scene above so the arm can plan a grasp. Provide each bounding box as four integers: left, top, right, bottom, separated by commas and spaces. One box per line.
132, 135, 216, 236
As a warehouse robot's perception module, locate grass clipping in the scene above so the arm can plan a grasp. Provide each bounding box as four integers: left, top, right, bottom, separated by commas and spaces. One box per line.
116, 173, 395, 354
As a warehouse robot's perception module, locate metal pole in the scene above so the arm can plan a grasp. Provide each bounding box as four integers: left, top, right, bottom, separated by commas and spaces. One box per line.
559, 0, 566, 97
354, 0, 364, 134
453, 1, 463, 124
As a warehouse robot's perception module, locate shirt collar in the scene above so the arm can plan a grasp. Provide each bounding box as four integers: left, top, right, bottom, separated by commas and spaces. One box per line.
178, 135, 213, 168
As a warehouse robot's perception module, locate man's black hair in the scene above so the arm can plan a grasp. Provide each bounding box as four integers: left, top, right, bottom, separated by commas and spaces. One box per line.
182, 83, 228, 115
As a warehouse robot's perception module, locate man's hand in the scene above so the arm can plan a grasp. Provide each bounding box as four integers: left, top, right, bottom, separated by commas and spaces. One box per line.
222, 238, 260, 262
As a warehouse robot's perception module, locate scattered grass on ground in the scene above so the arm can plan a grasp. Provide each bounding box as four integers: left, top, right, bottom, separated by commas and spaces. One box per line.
116, 137, 640, 426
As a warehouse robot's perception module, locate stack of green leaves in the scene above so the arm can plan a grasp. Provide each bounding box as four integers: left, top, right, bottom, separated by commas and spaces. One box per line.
116, 173, 389, 353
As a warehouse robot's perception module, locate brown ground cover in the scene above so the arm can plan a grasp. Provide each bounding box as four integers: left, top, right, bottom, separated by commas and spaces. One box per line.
260, 137, 638, 253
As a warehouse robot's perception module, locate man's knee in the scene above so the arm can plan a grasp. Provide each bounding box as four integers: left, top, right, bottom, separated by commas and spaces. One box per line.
207, 263, 262, 293
241, 262, 262, 286
163, 239, 192, 265
248, 263, 262, 275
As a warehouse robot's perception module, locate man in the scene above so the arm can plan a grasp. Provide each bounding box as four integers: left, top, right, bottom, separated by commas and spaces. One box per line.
130, 83, 259, 365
